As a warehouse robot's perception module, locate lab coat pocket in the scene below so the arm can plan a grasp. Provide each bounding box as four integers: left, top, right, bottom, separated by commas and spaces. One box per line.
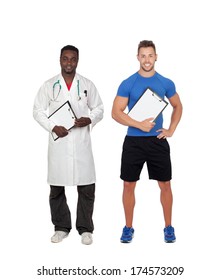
77, 96, 89, 117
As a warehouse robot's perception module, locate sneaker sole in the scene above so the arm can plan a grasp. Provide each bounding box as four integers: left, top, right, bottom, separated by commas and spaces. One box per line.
120, 239, 133, 243
164, 239, 176, 243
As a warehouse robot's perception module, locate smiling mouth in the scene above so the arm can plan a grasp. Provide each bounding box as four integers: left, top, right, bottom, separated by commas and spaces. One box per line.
63, 67, 75, 75
65, 66, 74, 72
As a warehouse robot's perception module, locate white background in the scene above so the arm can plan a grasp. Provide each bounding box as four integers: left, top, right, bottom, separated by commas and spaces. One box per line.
1, 0, 220, 279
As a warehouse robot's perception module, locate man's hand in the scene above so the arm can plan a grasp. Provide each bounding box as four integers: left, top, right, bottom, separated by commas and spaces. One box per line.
138, 118, 155, 132
157, 128, 173, 139
52, 125, 68, 138
75, 117, 91, 128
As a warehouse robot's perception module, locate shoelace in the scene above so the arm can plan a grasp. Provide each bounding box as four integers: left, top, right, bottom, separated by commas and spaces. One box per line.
124, 227, 133, 235
165, 226, 174, 236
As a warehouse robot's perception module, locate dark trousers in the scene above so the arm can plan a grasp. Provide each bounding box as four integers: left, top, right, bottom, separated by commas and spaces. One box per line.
49, 184, 95, 235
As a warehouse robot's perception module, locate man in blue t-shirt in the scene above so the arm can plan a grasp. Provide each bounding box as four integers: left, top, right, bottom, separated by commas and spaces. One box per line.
112, 40, 182, 243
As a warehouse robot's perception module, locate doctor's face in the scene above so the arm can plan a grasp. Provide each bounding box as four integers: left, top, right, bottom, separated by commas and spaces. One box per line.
60, 50, 78, 75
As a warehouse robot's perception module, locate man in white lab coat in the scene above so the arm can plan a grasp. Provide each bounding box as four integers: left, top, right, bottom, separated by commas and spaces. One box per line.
33, 45, 104, 245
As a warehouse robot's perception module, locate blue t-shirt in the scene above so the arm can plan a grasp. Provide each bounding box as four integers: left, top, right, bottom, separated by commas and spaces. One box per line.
117, 72, 176, 136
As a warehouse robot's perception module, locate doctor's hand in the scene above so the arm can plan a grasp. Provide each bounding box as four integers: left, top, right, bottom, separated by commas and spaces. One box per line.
75, 117, 91, 128
52, 125, 68, 138
138, 118, 155, 132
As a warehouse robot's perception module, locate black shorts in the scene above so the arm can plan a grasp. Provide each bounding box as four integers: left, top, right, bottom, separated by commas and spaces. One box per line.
120, 136, 172, 182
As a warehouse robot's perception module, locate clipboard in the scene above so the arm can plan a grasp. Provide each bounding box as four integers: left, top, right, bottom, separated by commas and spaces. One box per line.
128, 87, 168, 122
48, 101, 77, 140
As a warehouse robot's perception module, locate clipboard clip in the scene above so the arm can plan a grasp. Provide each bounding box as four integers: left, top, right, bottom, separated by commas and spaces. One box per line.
152, 93, 162, 102
68, 108, 75, 119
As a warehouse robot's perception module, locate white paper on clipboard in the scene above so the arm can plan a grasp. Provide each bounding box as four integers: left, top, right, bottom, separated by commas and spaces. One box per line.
48, 101, 77, 140
128, 88, 168, 122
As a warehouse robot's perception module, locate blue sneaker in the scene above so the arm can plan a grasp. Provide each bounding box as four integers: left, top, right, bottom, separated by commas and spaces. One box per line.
120, 226, 134, 243
164, 225, 176, 243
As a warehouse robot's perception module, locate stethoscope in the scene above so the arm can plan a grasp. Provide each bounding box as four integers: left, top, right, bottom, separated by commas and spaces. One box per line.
53, 79, 86, 101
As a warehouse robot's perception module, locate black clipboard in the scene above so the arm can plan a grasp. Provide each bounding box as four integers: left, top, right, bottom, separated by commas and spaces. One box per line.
48, 101, 77, 140
128, 87, 168, 122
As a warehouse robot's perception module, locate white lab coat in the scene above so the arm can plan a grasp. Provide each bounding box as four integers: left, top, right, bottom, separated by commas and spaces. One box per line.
33, 73, 104, 186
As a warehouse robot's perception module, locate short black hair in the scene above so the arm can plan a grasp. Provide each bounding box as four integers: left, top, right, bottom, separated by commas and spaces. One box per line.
60, 45, 79, 57
138, 40, 156, 54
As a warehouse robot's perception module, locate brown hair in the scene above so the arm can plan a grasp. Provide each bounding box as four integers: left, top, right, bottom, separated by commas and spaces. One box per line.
138, 40, 156, 54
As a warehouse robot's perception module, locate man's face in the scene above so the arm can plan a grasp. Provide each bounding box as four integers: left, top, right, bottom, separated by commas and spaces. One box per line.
60, 50, 78, 75
137, 47, 157, 73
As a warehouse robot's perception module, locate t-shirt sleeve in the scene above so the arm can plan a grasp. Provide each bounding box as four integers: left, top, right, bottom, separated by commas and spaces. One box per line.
117, 81, 130, 98
165, 79, 176, 99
